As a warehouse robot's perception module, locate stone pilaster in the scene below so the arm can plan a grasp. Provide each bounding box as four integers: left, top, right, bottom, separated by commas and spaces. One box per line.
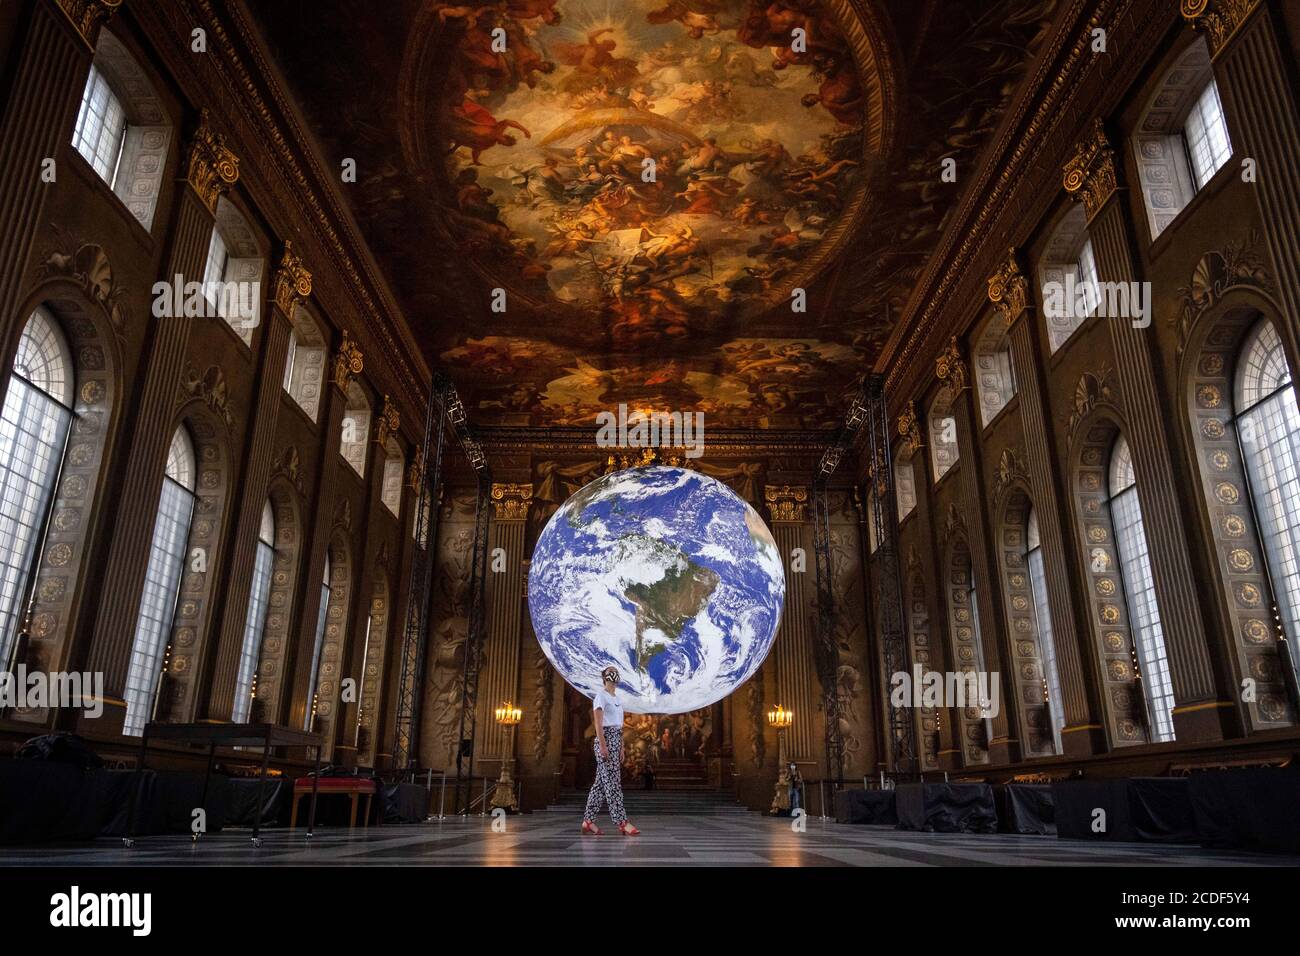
84, 113, 239, 732
1187, 1, 1300, 375
475, 483, 532, 763
763, 485, 816, 760
1064, 120, 1232, 741
989, 250, 1107, 756
937, 339, 1019, 763
0, 0, 118, 363
203, 244, 311, 721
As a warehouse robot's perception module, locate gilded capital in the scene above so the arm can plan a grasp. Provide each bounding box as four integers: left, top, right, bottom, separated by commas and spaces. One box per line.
405, 450, 424, 491
272, 241, 313, 315
331, 331, 364, 392
935, 337, 968, 392
1063, 118, 1118, 221
1181, 0, 1261, 55
185, 109, 240, 215
987, 248, 1030, 325
490, 482, 533, 521
55, 0, 122, 48
764, 484, 808, 523
897, 401, 922, 454
374, 395, 401, 445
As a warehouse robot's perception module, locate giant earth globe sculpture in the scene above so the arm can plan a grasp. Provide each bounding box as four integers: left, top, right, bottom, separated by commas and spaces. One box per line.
527, 465, 785, 714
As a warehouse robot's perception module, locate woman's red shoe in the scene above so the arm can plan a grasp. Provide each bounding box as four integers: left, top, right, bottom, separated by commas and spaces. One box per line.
581, 820, 601, 835
618, 822, 640, 836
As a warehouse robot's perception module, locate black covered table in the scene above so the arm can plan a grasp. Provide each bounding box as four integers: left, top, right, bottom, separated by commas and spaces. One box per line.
895, 783, 997, 833
994, 783, 1055, 835
125, 722, 322, 848
1188, 767, 1300, 854
1052, 777, 1196, 843
835, 789, 898, 825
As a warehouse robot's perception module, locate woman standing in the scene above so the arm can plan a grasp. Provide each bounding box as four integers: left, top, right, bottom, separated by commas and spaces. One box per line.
582, 666, 640, 836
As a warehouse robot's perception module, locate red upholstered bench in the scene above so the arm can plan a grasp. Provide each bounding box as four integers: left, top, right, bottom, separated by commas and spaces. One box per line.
291, 777, 377, 830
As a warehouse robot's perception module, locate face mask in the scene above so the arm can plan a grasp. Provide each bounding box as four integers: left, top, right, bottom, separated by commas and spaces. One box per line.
603, 670, 619, 685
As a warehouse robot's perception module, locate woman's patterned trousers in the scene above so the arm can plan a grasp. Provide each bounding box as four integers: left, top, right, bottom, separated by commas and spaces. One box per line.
584, 726, 627, 825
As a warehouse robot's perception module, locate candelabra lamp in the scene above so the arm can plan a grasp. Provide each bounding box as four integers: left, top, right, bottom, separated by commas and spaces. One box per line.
768, 705, 793, 815
490, 701, 523, 812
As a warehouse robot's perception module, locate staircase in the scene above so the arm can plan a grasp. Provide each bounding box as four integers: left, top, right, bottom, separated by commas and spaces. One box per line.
544, 788, 753, 816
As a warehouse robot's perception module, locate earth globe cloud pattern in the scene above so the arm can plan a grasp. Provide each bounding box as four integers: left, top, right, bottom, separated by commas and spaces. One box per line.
528, 466, 785, 714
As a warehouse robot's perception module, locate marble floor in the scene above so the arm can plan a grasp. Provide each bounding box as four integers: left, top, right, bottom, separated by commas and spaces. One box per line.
2, 812, 1296, 866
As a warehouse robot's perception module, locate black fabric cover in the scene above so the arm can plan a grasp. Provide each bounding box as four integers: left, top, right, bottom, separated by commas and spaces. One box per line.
994, 783, 1055, 835
834, 789, 898, 825
1127, 777, 1196, 843
1053, 778, 1197, 843
1188, 767, 1300, 854
895, 783, 997, 833
100, 770, 232, 836
0, 761, 108, 844
225, 778, 290, 827
380, 783, 429, 823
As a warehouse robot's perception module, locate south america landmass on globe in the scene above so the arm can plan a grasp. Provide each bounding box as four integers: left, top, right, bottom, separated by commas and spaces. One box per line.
527, 465, 784, 714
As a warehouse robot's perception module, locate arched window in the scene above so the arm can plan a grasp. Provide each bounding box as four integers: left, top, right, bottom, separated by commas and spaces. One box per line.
124, 426, 197, 736
1027, 508, 1065, 752
381, 439, 404, 517
929, 393, 958, 483
1108, 435, 1175, 742
973, 313, 1017, 426
340, 381, 371, 476
1133, 39, 1232, 240
304, 552, 331, 731
0, 309, 75, 667
232, 500, 275, 722
203, 197, 265, 346
283, 304, 327, 422
1038, 204, 1099, 352
945, 535, 989, 765
71, 31, 171, 230
1235, 320, 1300, 684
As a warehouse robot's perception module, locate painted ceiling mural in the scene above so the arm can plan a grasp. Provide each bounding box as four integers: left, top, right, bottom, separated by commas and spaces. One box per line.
252, 0, 1058, 428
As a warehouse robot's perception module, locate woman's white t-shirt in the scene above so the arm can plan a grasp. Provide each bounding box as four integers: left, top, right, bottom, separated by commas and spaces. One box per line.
593, 688, 624, 729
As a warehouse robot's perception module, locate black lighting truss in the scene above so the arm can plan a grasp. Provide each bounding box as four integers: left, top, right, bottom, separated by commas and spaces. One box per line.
860, 375, 916, 774
818, 373, 915, 776
391, 372, 489, 777
811, 473, 844, 786
454, 471, 493, 811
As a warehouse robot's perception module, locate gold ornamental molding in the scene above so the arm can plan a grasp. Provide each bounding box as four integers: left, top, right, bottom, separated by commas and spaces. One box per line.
935, 337, 968, 392
897, 401, 922, 455
987, 248, 1030, 325
374, 395, 401, 446
331, 331, 364, 392
405, 446, 424, 491
1063, 118, 1119, 221
1181, 0, 1262, 56
272, 241, 312, 315
55, 0, 122, 48
764, 485, 808, 523
185, 109, 240, 215
490, 482, 533, 521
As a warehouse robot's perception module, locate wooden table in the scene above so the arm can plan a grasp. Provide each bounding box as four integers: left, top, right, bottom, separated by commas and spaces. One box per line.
123, 722, 323, 848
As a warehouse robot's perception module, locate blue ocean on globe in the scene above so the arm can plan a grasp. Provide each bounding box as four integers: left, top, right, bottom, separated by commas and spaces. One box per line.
528, 465, 785, 714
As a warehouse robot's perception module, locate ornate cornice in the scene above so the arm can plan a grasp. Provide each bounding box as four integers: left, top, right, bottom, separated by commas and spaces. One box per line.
897, 401, 922, 455
184, 108, 240, 215
490, 482, 533, 521
331, 331, 364, 392
987, 248, 1030, 325
935, 337, 968, 392
374, 395, 401, 446
272, 241, 312, 315
1181, 0, 1262, 56
1063, 118, 1119, 221
55, 0, 122, 48
764, 484, 809, 523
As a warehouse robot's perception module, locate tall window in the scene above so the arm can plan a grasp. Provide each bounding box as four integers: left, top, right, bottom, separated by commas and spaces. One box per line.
0, 310, 75, 668
894, 455, 917, 522
1108, 435, 1175, 742
233, 501, 276, 722
304, 553, 331, 731
124, 427, 197, 736
1236, 320, 1300, 684
72, 65, 127, 187
1027, 508, 1065, 752
201, 228, 230, 318
1076, 239, 1101, 316
1185, 80, 1232, 190
282, 328, 299, 392
929, 403, 958, 482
